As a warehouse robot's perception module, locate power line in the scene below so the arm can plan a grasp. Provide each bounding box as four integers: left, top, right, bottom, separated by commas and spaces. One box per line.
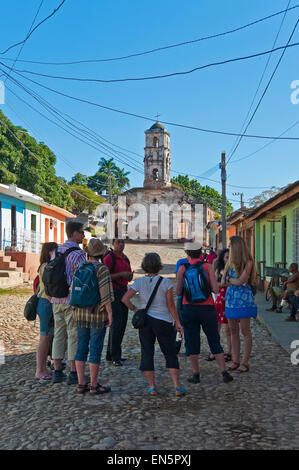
227, 15, 299, 164
227, 0, 291, 160
6, 40, 299, 84
3, 72, 145, 179
230, 118, 299, 164
0, 115, 99, 204
1, 4, 299, 65
2, 63, 299, 141
0, 0, 67, 55
3, 68, 277, 192
4, 0, 44, 85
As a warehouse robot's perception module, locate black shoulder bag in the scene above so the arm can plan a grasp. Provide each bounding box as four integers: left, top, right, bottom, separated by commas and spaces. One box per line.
132, 276, 163, 329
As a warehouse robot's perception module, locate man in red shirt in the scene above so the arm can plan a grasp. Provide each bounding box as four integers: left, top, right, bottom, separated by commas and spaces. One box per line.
103, 238, 133, 366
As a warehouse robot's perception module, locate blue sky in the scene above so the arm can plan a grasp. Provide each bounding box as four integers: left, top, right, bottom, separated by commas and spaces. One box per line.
0, 0, 299, 209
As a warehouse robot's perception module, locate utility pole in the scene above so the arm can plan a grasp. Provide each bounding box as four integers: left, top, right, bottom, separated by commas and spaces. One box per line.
107, 169, 113, 243
233, 192, 244, 208
220, 152, 227, 249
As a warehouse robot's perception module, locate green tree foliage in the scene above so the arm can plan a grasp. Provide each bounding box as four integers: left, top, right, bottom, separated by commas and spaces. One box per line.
70, 184, 104, 214
87, 157, 130, 195
248, 187, 281, 208
171, 174, 233, 215
0, 110, 74, 209
69, 173, 88, 186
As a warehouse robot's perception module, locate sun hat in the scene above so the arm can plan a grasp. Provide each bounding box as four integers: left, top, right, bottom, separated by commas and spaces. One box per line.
184, 242, 202, 251
86, 238, 107, 257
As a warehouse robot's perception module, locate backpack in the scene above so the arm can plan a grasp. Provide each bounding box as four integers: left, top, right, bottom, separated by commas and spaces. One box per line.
183, 261, 211, 303
105, 250, 131, 287
42, 247, 81, 298
24, 294, 39, 321
69, 262, 101, 308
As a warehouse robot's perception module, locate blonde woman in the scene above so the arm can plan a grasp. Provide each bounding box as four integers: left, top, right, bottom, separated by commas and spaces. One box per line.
223, 236, 257, 373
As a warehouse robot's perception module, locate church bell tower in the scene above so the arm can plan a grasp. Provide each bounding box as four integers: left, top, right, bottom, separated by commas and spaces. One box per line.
143, 122, 171, 188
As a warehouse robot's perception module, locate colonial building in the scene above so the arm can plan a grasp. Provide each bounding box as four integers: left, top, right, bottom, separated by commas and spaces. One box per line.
112, 122, 219, 244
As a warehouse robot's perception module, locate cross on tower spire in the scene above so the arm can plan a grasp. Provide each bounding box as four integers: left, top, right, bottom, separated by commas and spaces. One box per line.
155, 112, 161, 122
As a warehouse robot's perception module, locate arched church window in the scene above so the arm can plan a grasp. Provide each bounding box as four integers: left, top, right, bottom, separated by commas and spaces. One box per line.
153, 136, 159, 148
153, 169, 159, 181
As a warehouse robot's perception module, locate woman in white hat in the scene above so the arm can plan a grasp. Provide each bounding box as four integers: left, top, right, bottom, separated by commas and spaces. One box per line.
72, 238, 114, 395
176, 242, 233, 384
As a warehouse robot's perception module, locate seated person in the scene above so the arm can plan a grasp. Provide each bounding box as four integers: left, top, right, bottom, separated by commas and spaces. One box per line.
285, 289, 299, 322
267, 263, 299, 312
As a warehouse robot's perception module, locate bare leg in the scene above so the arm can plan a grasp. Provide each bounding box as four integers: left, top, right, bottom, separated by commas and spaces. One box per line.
144, 370, 156, 394
214, 352, 227, 372
89, 363, 100, 387
35, 335, 52, 378
190, 354, 199, 373
228, 319, 240, 365
75, 361, 86, 385
168, 368, 180, 388
225, 323, 232, 355
239, 318, 252, 366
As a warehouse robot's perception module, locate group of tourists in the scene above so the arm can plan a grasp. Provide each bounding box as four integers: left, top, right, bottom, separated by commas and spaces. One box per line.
33, 221, 258, 396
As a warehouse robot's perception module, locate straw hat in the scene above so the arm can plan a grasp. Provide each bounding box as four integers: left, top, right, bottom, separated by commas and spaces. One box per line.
184, 242, 202, 251
86, 238, 107, 257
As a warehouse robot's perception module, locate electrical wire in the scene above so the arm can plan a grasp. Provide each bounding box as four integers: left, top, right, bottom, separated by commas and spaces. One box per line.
2, 63, 299, 142
6, 40, 299, 84
227, 15, 299, 164
0, 0, 67, 55
4, 0, 44, 85
3, 68, 276, 192
227, 0, 291, 160
0, 115, 100, 204
1, 4, 299, 65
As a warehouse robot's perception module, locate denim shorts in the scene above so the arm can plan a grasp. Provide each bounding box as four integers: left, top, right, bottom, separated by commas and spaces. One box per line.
37, 298, 54, 336
181, 304, 223, 356
75, 327, 106, 364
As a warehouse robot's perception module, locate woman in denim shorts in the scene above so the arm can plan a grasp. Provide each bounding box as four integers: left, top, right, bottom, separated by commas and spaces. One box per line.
176, 242, 233, 384
35, 242, 58, 380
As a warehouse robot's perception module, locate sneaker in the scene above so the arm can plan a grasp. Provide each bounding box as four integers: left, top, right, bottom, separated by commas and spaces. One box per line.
52, 370, 67, 383
67, 371, 78, 385
112, 360, 123, 367
222, 370, 233, 383
276, 307, 283, 313
285, 316, 297, 322
266, 306, 277, 312
187, 373, 200, 384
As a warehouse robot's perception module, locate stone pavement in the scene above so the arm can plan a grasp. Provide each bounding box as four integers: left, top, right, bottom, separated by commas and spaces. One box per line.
255, 292, 299, 355
0, 289, 299, 450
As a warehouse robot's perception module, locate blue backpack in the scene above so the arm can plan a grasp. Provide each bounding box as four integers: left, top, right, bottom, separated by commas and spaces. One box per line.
183, 262, 211, 303
69, 263, 101, 308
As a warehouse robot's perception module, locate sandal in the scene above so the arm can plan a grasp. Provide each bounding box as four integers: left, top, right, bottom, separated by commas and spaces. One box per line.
227, 362, 240, 371
90, 383, 111, 395
76, 383, 89, 394
35, 374, 52, 381
175, 386, 187, 397
206, 354, 215, 361
235, 363, 250, 373
147, 387, 157, 396
224, 353, 232, 362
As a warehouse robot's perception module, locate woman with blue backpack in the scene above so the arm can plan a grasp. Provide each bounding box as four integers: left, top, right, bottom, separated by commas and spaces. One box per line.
70, 238, 114, 395
176, 242, 233, 384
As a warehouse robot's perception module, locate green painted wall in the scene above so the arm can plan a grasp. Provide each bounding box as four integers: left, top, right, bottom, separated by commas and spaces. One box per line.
255, 199, 299, 271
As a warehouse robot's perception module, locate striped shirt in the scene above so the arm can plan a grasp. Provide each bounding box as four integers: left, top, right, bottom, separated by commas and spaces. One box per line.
72, 262, 114, 329
50, 241, 87, 305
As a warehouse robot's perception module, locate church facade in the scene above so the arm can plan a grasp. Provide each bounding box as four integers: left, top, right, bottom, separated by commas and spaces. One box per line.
113, 122, 218, 244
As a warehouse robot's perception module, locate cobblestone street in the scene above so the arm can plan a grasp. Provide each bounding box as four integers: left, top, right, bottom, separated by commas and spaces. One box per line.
0, 287, 299, 450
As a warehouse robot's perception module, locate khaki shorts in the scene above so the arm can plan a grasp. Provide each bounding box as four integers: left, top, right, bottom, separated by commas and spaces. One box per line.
52, 304, 78, 361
